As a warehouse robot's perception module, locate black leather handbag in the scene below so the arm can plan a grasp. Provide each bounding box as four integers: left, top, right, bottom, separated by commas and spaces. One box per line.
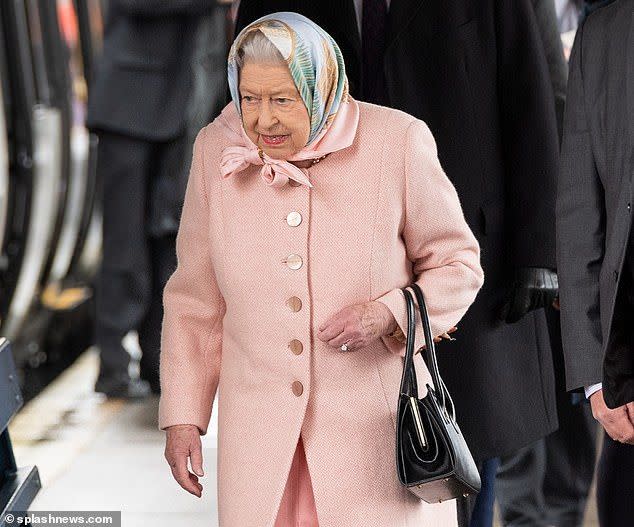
395, 283, 481, 503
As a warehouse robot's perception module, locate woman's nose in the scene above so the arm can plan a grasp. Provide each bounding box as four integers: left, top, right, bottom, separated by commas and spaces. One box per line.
257, 101, 278, 129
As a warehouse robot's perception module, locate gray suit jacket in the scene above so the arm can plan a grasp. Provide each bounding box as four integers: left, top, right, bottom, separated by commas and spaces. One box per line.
557, 0, 634, 409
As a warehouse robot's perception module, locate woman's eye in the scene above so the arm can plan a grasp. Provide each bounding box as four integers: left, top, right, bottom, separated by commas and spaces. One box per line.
275, 98, 290, 104
242, 96, 257, 103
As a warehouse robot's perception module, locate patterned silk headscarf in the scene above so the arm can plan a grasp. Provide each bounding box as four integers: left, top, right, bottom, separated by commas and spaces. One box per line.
227, 11, 350, 146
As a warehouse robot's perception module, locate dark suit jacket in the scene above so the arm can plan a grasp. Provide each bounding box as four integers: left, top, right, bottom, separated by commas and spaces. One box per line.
86, 0, 216, 141
557, 0, 634, 409
236, 0, 560, 460
531, 0, 568, 141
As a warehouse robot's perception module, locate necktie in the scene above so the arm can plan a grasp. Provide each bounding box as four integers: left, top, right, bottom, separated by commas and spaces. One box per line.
362, 0, 389, 104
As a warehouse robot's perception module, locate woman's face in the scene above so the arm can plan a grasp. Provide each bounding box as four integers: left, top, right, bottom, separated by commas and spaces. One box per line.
239, 62, 310, 159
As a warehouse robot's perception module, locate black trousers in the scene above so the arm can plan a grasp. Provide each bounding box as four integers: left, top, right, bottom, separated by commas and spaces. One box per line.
94, 131, 184, 388
496, 306, 598, 526
495, 408, 597, 527
597, 433, 634, 526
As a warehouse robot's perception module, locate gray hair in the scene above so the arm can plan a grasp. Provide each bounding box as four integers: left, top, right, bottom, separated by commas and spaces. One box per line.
235, 29, 285, 70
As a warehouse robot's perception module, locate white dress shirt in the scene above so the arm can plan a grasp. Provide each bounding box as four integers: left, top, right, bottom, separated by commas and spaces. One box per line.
585, 383, 602, 399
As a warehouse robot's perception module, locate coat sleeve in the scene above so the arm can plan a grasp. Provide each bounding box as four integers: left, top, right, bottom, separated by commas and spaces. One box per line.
158, 126, 226, 435
495, 0, 560, 268
555, 21, 605, 392
374, 119, 485, 357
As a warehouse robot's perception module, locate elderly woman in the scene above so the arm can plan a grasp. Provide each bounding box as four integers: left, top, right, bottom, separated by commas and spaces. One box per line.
158, 12, 484, 527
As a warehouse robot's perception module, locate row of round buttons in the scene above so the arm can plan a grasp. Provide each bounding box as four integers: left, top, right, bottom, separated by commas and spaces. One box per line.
287, 183, 304, 396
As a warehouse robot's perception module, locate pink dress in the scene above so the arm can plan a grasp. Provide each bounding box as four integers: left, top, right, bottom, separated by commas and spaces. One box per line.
274, 434, 319, 526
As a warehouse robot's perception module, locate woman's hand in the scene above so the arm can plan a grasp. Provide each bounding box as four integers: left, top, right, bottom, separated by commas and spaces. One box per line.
317, 301, 458, 352
164, 424, 205, 497
316, 301, 400, 352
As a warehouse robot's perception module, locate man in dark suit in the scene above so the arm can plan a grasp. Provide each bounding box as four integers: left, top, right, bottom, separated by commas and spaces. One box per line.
236, 2, 560, 525
557, 1, 634, 525
495, 3, 599, 525
86, 0, 217, 398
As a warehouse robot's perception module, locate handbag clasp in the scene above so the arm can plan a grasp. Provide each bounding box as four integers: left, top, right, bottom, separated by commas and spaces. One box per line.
409, 396, 427, 448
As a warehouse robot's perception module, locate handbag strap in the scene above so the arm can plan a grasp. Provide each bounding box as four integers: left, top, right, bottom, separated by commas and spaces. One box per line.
399, 284, 457, 421
399, 287, 419, 398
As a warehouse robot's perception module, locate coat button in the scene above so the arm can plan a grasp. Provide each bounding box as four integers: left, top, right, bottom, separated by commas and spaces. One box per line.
289, 179, 302, 187
628, 203, 631, 212
292, 380, 304, 396
283, 253, 303, 270
286, 211, 302, 227
289, 339, 303, 355
286, 296, 302, 312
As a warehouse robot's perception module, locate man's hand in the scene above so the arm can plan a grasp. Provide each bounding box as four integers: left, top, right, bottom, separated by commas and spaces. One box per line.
164, 424, 205, 497
590, 389, 634, 444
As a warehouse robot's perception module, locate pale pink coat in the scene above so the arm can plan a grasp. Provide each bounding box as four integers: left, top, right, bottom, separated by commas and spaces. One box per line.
158, 100, 485, 526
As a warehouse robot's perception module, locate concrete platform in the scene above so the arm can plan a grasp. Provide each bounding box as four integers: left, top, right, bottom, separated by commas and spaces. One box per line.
9, 347, 599, 526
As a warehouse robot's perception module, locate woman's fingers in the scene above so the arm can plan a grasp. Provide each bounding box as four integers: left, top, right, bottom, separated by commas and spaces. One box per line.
165, 426, 204, 497
317, 309, 354, 348
169, 454, 203, 496
437, 327, 458, 341
329, 333, 360, 350
316, 318, 345, 341
319, 302, 406, 351
189, 441, 205, 477
422, 327, 459, 348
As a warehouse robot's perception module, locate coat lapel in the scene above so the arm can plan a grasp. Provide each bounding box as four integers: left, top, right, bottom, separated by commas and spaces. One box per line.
386, 0, 425, 51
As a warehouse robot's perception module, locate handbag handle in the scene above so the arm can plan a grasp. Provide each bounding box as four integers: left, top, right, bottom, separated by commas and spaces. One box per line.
399, 287, 419, 399
399, 284, 456, 422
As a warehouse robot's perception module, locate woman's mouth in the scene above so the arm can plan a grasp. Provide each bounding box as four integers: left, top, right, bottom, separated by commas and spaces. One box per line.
261, 134, 289, 145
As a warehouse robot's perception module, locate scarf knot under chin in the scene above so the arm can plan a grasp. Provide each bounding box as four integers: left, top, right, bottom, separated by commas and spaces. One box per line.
220, 145, 313, 188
